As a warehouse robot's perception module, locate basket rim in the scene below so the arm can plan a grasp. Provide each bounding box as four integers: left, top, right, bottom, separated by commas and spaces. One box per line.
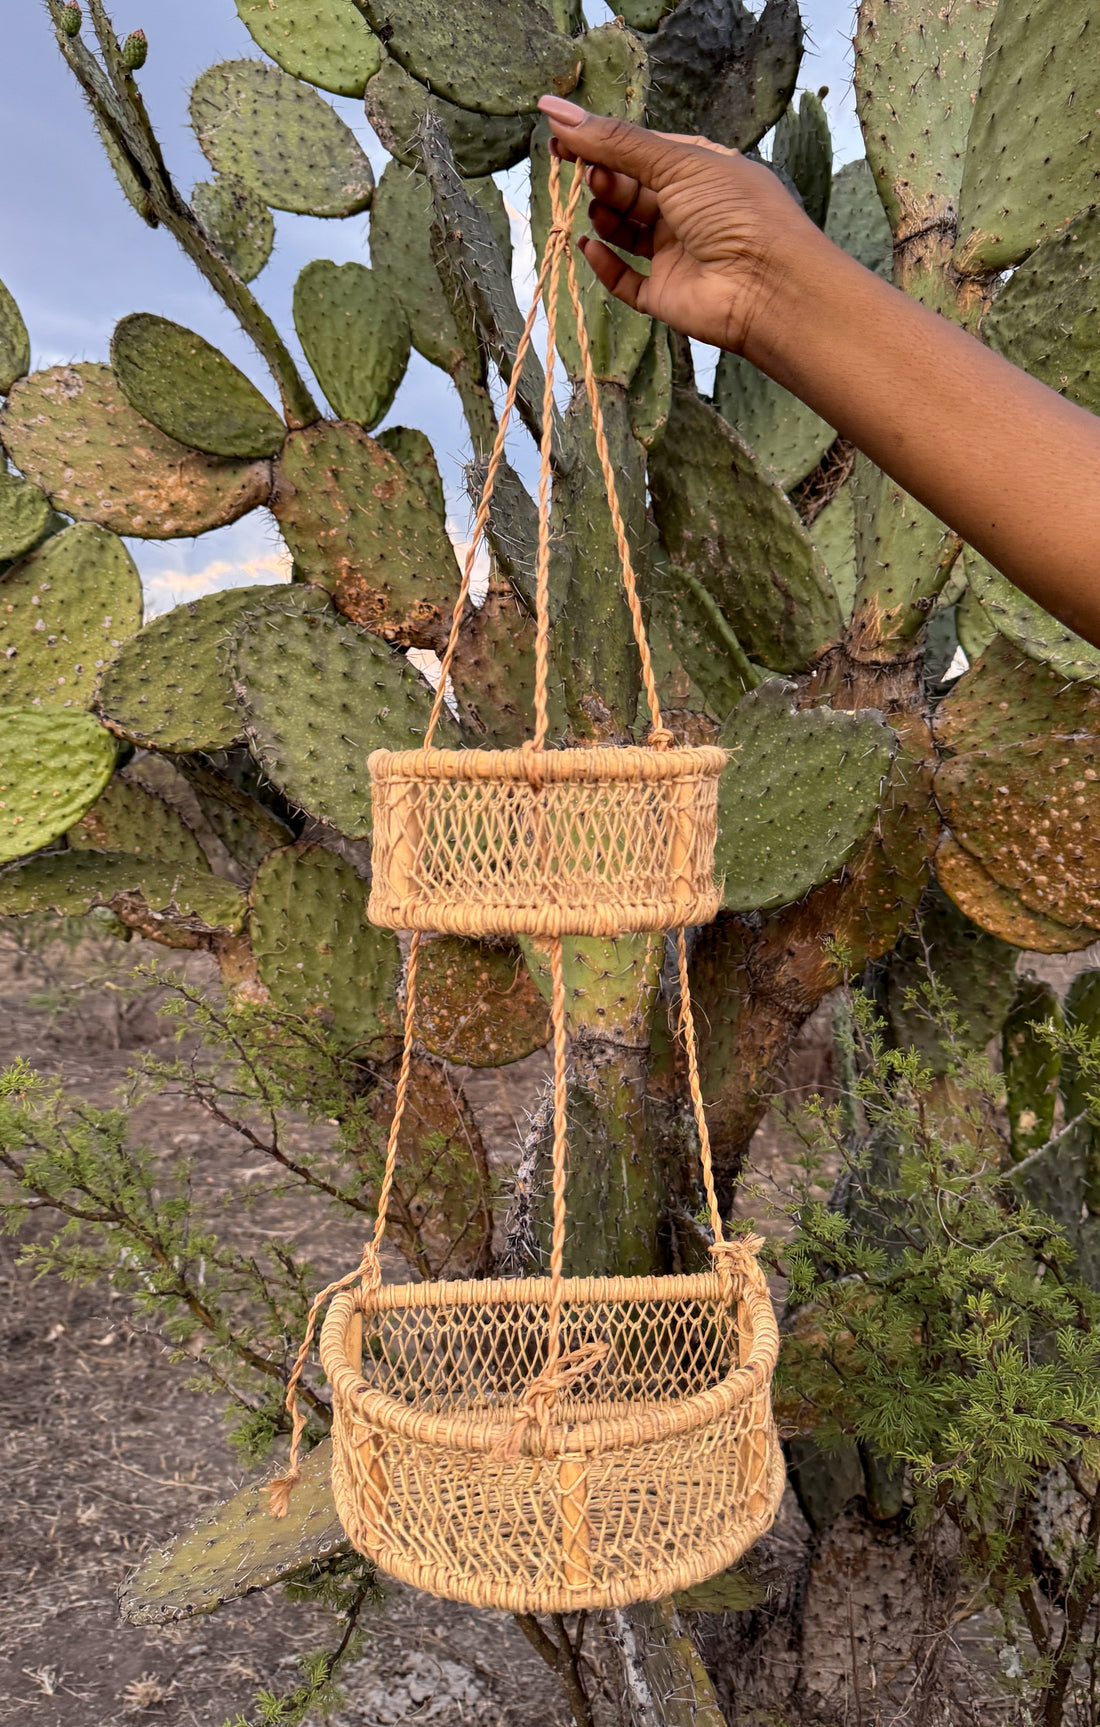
367, 744, 728, 785
365, 890, 724, 939
319, 1267, 779, 1458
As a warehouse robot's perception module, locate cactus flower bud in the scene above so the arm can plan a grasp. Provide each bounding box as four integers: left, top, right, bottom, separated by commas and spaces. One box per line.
59, 2, 82, 37
121, 28, 147, 70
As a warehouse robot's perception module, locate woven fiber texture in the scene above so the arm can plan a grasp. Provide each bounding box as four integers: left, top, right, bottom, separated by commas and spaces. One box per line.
367, 744, 726, 937
319, 1266, 784, 1613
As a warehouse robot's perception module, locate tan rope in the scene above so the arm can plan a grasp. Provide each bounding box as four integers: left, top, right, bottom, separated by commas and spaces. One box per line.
269, 933, 423, 1515
545, 936, 570, 1414
674, 927, 748, 1298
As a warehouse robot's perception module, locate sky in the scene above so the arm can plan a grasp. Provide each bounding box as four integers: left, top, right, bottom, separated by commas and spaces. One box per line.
0, 0, 862, 616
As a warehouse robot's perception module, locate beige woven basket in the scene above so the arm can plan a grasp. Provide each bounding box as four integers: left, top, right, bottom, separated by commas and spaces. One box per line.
320, 1264, 784, 1614
367, 743, 726, 938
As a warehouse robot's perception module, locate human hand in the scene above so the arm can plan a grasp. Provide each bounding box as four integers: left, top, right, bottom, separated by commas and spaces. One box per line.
537, 95, 826, 361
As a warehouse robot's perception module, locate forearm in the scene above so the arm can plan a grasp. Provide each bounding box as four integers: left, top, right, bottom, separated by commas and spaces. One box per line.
747, 228, 1100, 641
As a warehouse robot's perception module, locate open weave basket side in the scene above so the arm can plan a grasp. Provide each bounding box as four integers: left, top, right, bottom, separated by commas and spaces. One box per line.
367, 744, 726, 938
319, 1267, 784, 1614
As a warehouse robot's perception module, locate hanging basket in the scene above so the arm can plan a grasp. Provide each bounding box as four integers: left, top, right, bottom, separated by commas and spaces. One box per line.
367, 743, 726, 938
319, 1262, 783, 1614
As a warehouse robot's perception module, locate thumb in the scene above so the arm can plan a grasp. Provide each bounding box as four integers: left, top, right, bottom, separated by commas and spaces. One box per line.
537, 97, 695, 193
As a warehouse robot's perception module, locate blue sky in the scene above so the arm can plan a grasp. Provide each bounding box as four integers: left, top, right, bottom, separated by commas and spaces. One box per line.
0, 0, 862, 614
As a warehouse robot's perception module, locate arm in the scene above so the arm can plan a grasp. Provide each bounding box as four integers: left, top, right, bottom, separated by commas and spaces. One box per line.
539, 97, 1100, 648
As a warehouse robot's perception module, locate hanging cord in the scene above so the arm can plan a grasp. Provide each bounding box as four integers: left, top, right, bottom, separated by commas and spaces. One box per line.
269, 934, 423, 1515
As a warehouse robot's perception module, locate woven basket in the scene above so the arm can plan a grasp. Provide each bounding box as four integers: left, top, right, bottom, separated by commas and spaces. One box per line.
367, 744, 726, 938
319, 1264, 784, 1613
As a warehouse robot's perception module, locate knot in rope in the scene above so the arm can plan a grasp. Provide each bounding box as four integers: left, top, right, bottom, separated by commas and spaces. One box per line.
647, 726, 674, 751
520, 738, 545, 792
709, 1233, 765, 1297
492, 1337, 610, 1462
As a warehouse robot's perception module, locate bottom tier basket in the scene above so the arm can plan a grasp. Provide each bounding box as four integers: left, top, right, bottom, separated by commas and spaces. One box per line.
319, 1267, 785, 1614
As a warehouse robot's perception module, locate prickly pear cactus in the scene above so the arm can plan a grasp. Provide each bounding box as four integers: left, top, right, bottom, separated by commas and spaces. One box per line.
12, 0, 1100, 1710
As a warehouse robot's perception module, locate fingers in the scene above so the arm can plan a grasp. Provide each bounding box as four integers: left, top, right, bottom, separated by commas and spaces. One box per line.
576, 234, 650, 313
586, 163, 661, 230
537, 96, 695, 195
588, 197, 655, 261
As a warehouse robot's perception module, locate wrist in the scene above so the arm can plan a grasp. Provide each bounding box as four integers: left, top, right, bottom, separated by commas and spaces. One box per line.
737, 217, 853, 383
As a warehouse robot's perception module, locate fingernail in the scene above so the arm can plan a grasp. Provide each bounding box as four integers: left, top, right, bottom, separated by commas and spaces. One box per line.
538, 96, 587, 125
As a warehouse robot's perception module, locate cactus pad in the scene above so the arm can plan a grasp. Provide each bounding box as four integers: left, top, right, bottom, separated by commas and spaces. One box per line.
190, 60, 374, 218
627, 321, 673, 451
191, 177, 275, 284
235, 0, 381, 97
0, 470, 54, 562
886, 884, 1019, 1073
824, 158, 893, 276
982, 206, 1100, 417
363, 56, 534, 176
119, 1440, 345, 1625
355, 0, 581, 117
68, 772, 210, 873
0, 275, 30, 396
954, 577, 997, 667
271, 421, 458, 647
934, 831, 1098, 953
111, 315, 286, 459
415, 937, 550, 1066
0, 523, 141, 710
956, 0, 1100, 274
1003, 976, 1063, 1160
964, 551, 1100, 685
855, 0, 994, 238
848, 458, 954, 648
646, 0, 803, 151
233, 586, 454, 835
376, 427, 446, 521
935, 630, 1100, 758
0, 365, 272, 540
772, 91, 832, 228
250, 843, 402, 1049
650, 567, 760, 720
716, 681, 896, 912
935, 738, 1100, 927
448, 582, 550, 749
0, 848, 246, 931
649, 387, 840, 673
98, 585, 284, 752
714, 353, 834, 492
809, 486, 857, 621
0, 709, 117, 863
292, 261, 410, 430
369, 161, 509, 374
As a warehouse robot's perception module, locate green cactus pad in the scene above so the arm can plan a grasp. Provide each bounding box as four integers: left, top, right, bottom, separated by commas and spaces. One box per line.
627, 322, 673, 451
235, 0, 381, 97
618, 0, 676, 24
355, 0, 581, 117
119, 1440, 345, 1625
647, 0, 803, 151
824, 158, 893, 275
848, 457, 955, 648
934, 830, 1099, 953
0, 848, 246, 931
191, 177, 275, 284
650, 567, 761, 720
886, 884, 1019, 1074
92, 110, 157, 228
772, 91, 832, 228
854, 0, 994, 239
292, 261, 410, 431
716, 681, 896, 913
809, 485, 857, 621
964, 551, 1100, 685
0, 523, 141, 711
449, 582, 548, 749
0, 709, 117, 863
370, 159, 510, 375
1062, 971, 1100, 1220
0, 470, 53, 562
935, 630, 1100, 759
1003, 976, 1063, 1161
271, 421, 458, 647
234, 586, 455, 835
68, 773, 210, 873
935, 738, 1100, 927
110, 315, 286, 460
982, 206, 1100, 417
190, 60, 374, 218
416, 937, 550, 1067
714, 353, 835, 492
954, 576, 998, 666
376, 427, 446, 521
363, 56, 534, 176
0, 365, 272, 540
956, 0, 1100, 274
250, 843, 402, 1049
650, 387, 841, 674
0, 276, 30, 396
576, 20, 649, 120
98, 585, 284, 752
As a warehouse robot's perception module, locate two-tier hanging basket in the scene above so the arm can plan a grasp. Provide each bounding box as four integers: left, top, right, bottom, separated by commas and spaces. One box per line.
270, 152, 783, 1613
